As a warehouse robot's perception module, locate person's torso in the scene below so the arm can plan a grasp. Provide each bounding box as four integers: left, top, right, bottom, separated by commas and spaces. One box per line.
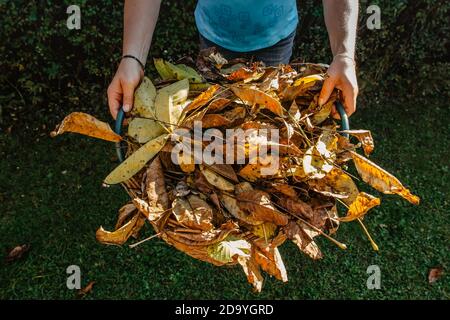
195, 0, 298, 52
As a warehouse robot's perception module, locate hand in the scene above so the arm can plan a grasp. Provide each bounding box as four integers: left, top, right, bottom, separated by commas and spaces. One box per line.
319, 55, 358, 119
107, 58, 144, 119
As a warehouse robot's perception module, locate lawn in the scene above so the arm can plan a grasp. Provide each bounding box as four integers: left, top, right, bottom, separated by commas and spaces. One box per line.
0, 93, 448, 300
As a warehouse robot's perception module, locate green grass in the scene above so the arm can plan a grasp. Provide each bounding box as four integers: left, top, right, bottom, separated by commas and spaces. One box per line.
0, 96, 448, 300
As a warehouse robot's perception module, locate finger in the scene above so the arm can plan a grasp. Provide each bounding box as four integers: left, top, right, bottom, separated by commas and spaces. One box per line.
122, 81, 135, 113
342, 84, 357, 117
319, 76, 336, 107
107, 84, 122, 120
331, 104, 340, 120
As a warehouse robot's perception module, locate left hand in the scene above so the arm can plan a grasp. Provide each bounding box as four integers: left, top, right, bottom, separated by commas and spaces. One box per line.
319, 55, 358, 118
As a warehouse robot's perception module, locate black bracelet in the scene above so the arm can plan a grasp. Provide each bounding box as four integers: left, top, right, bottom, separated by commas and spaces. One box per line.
122, 54, 145, 71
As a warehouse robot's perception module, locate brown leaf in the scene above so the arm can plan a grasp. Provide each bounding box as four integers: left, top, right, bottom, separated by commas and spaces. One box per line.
220, 193, 262, 225
342, 130, 374, 156
231, 86, 284, 116
115, 203, 137, 230
284, 221, 322, 260
77, 281, 95, 297
5, 244, 30, 262
207, 98, 231, 113
201, 106, 246, 128
351, 151, 420, 205
172, 195, 214, 231
206, 164, 239, 183
277, 197, 314, 220
269, 183, 297, 199
237, 190, 289, 226
96, 214, 139, 245
145, 156, 169, 218
238, 256, 264, 292
428, 267, 443, 284
51, 112, 122, 142
253, 246, 288, 282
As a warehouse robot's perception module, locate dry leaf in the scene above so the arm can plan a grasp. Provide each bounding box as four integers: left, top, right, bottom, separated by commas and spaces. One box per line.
172, 195, 214, 231
104, 134, 168, 185
237, 190, 288, 226
339, 192, 381, 222
51, 112, 122, 142
115, 203, 137, 230
428, 267, 443, 284
253, 246, 288, 282
127, 118, 165, 144
77, 281, 95, 297
285, 221, 322, 260
277, 197, 314, 220
308, 168, 359, 205
5, 244, 30, 262
231, 86, 284, 116
132, 77, 157, 118
201, 166, 235, 192
96, 215, 139, 245
342, 130, 374, 156
238, 256, 264, 292
351, 151, 420, 205
184, 84, 220, 114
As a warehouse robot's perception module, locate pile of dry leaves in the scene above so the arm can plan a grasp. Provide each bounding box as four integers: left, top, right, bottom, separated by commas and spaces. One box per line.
52, 49, 419, 291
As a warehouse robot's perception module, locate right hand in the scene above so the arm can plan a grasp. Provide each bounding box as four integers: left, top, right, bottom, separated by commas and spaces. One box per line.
107, 58, 144, 119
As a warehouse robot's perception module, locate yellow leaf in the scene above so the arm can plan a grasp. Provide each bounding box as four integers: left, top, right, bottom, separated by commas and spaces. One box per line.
127, 118, 165, 143
172, 63, 205, 83
239, 155, 281, 182
303, 141, 334, 179
155, 79, 189, 131
96, 215, 139, 245
340, 192, 381, 222
351, 151, 420, 205
104, 134, 168, 184
153, 58, 175, 80
342, 130, 374, 156
231, 86, 284, 116
183, 84, 220, 114
132, 77, 157, 118
250, 222, 278, 240
51, 112, 121, 142
308, 168, 359, 205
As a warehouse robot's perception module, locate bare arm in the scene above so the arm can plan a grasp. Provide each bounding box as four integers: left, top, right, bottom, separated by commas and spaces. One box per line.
108, 0, 161, 119
319, 0, 359, 118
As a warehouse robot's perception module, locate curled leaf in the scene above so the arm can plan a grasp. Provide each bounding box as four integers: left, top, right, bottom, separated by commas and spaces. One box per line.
351, 151, 420, 205
340, 192, 381, 222
51, 112, 121, 142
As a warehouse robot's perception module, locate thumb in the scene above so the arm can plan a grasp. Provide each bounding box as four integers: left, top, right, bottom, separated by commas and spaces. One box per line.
122, 82, 135, 113
318, 76, 336, 107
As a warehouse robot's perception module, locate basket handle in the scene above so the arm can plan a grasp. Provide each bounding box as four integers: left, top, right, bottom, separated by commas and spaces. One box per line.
113, 101, 350, 163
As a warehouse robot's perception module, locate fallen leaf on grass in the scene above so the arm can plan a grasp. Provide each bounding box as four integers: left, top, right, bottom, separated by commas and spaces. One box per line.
5, 244, 30, 262
428, 267, 443, 284
77, 281, 95, 297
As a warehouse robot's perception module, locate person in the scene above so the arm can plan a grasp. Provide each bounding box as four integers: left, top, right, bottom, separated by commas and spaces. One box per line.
108, 0, 359, 120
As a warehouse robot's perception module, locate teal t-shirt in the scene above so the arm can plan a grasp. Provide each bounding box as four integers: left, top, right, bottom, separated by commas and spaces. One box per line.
195, 0, 298, 52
